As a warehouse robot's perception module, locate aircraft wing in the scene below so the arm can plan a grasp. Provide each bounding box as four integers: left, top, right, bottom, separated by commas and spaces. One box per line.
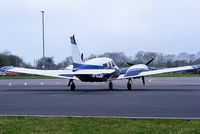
1, 66, 116, 79
118, 64, 200, 79
1, 66, 78, 80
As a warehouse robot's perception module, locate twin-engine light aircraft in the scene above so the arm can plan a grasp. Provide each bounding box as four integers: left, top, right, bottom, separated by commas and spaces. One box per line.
1, 35, 200, 90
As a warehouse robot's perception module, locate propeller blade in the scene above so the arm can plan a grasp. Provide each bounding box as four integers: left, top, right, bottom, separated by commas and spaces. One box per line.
81, 53, 84, 61
127, 62, 134, 66
145, 58, 154, 65
142, 76, 145, 85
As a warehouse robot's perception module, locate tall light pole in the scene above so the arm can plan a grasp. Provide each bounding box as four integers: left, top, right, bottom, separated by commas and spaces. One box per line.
41, 11, 45, 69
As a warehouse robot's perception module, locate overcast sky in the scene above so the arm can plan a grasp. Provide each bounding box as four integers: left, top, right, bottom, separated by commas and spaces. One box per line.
0, 0, 200, 64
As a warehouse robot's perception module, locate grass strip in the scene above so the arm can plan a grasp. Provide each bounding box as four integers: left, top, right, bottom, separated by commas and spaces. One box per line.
0, 116, 200, 134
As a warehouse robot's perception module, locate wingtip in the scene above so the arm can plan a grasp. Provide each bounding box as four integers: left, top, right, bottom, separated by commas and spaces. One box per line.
0, 66, 13, 71
192, 65, 200, 69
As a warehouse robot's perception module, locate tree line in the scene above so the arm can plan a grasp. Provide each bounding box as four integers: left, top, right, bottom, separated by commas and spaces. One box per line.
81, 51, 200, 68
1, 51, 200, 70
0, 51, 31, 68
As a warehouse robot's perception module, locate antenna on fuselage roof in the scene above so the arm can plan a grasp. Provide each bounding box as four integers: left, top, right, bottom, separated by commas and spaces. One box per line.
81, 53, 84, 61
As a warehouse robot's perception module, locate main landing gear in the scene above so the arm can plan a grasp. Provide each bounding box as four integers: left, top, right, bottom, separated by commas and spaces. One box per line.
108, 80, 132, 91
109, 81, 113, 90
127, 78, 132, 90
68, 79, 76, 91
68, 79, 132, 91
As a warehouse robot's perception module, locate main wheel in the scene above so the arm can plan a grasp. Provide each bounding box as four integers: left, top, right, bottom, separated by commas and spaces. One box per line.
109, 81, 113, 90
70, 83, 76, 91
127, 83, 132, 90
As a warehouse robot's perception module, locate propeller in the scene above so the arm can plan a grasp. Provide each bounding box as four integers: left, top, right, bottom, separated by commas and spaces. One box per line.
127, 62, 134, 66
145, 58, 154, 65
126, 58, 154, 85
127, 58, 154, 66
81, 53, 84, 61
142, 58, 154, 85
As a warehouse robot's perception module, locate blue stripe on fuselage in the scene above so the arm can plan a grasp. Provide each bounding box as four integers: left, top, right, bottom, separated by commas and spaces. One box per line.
125, 68, 147, 77
73, 63, 106, 69
59, 74, 74, 77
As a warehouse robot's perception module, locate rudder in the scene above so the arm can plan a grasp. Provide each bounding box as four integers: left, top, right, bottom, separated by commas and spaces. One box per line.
70, 35, 83, 65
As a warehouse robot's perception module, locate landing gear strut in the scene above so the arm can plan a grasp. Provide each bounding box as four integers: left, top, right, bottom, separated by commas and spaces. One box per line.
68, 79, 76, 91
127, 78, 132, 90
109, 81, 113, 90
70, 82, 76, 91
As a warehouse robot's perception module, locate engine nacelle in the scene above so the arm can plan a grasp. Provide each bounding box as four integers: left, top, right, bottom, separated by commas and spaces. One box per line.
125, 64, 148, 77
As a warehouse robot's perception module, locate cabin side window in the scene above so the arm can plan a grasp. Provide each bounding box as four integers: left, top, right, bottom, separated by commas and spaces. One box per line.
103, 63, 107, 67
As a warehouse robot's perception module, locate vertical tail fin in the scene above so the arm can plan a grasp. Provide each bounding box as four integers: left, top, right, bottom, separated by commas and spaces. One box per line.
70, 35, 83, 65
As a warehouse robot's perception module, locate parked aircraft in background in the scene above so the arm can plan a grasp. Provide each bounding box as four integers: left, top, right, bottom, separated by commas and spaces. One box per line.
1, 35, 200, 90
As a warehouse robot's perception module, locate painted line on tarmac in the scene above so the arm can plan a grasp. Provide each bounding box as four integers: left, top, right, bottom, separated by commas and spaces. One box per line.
8, 83, 12, 86
148, 79, 153, 82
0, 114, 199, 120
56, 82, 60, 85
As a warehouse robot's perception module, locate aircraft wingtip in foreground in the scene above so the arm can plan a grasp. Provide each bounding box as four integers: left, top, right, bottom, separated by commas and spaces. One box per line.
1, 35, 200, 90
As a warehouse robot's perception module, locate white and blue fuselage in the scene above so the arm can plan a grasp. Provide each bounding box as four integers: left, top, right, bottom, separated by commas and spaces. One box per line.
72, 57, 121, 82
